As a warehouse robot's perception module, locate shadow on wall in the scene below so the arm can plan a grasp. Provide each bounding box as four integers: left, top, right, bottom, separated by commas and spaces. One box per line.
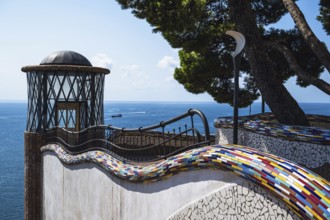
43, 144, 330, 220
65, 157, 239, 194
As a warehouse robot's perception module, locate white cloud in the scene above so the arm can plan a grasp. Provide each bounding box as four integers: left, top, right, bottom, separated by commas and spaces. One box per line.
91, 53, 114, 69
119, 65, 159, 89
157, 56, 179, 69
156, 55, 180, 83
121, 64, 139, 75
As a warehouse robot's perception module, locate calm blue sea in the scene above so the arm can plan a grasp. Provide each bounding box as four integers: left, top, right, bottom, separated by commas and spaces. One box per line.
0, 101, 329, 219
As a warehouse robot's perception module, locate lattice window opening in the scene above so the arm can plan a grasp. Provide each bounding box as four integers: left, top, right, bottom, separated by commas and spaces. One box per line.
46, 72, 90, 102
26, 72, 47, 131
55, 102, 80, 131
57, 109, 66, 128
67, 109, 77, 129
25, 71, 106, 131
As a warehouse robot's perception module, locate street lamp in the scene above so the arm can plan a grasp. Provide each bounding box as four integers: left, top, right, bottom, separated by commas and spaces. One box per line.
226, 31, 246, 144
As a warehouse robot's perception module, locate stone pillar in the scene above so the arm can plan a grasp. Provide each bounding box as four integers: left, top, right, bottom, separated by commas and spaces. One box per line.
24, 132, 45, 220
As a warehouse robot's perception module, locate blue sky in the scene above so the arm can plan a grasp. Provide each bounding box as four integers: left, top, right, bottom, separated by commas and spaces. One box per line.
0, 0, 329, 103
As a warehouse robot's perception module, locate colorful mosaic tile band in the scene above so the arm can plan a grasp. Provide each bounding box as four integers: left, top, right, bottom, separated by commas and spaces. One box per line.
214, 113, 330, 145
41, 144, 330, 220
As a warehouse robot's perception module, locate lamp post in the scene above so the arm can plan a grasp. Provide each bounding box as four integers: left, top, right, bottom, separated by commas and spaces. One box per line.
226, 31, 245, 144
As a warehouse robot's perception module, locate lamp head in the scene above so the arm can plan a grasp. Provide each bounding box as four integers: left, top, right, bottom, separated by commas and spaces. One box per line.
226, 31, 246, 57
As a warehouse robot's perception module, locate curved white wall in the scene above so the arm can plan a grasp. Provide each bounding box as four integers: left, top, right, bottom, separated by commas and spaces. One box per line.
42, 152, 298, 220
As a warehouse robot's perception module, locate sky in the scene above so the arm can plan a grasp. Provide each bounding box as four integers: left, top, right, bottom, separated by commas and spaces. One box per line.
0, 0, 329, 103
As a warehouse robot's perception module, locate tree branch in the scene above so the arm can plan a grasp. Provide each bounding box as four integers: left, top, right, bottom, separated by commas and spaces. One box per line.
268, 41, 330, 95
282, 0, 330, 74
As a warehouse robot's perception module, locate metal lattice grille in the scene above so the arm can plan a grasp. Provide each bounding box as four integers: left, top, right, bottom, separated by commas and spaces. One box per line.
26, 71, 105, 132
55, 103, 79, 130
67, 109, 76, 129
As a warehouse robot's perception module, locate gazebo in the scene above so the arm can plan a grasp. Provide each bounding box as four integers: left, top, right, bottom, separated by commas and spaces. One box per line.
21, 50, 110, 219
22, 50, 110, 132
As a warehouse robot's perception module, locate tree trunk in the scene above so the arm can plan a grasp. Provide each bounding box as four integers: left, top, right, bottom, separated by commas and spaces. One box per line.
282, 0, 330, 73
269, 42, 330, 95
229, 0, 309, 126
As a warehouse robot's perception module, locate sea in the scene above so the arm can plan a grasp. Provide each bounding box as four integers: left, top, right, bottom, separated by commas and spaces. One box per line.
0, 101, 329, 219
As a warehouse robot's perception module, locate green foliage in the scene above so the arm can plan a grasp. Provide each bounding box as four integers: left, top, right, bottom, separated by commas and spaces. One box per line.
173, 49, 259, 107
317, 0, 330, 35
116, 0, 324, 107
264, 28, 324, 87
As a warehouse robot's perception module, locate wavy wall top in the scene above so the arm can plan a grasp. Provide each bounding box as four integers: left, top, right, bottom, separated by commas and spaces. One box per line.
42, 144, 330, 219
214, 113, 330, 145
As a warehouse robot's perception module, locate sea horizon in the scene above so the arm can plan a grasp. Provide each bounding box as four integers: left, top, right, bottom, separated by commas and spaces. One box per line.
0, 99, 329, 104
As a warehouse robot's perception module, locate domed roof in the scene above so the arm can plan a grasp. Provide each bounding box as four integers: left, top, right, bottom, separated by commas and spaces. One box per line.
40, 50, 92, 66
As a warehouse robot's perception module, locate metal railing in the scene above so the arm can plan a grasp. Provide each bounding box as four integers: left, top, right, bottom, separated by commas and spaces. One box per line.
45, 109, 211, 162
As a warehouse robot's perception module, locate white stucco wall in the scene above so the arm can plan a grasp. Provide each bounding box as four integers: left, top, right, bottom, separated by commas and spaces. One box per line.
42, 151, 301, 220
43, 152, 248, 220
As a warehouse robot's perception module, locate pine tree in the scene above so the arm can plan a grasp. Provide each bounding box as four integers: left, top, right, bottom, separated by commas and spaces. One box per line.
116, 0, 329, 125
